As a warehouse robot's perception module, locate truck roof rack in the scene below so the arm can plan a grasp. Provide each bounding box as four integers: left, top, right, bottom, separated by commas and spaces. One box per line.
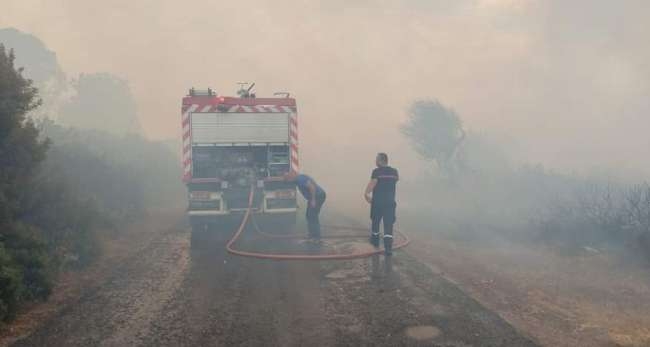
188, 87, 216, 97
273, 92, 290, 98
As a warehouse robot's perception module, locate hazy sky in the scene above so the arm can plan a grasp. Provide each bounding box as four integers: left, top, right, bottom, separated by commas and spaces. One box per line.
2, 0, 649, 191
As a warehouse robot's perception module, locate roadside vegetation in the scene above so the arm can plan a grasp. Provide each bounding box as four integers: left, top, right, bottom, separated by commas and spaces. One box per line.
0, 44, 182, 322
402, 99, 650, 260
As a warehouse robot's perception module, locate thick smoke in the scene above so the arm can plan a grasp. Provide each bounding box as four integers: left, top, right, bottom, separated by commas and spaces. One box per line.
2, 0, 649, 205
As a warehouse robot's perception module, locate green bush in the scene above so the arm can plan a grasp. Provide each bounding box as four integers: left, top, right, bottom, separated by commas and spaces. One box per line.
0, 44, 182, 321
2, 223, 52, 301
0, 243, 22, 321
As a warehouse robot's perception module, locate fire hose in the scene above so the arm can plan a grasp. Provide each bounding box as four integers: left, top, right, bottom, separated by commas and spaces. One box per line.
225, 186, 409, 260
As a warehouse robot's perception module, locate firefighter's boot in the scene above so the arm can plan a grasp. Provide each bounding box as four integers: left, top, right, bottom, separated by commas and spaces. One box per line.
383, 236, 393, 256
370, 233, 380, 248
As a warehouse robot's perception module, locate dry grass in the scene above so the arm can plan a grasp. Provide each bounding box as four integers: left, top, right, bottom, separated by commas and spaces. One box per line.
407, 230, 650, 347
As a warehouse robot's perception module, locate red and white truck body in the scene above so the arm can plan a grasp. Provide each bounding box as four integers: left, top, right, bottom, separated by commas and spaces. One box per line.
181, 87, 299, 223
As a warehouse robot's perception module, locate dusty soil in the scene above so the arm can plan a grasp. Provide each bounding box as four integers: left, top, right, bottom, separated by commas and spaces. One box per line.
3, 212, 538, 347
0, 209, 186, 346
405, 229, 650, 347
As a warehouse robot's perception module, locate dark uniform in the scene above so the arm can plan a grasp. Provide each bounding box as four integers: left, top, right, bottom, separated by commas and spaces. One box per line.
370, 166, 399, 254
295, 174, 326, 239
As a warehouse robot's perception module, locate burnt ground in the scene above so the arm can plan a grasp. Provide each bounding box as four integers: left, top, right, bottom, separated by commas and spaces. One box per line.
9, 213, 538, 347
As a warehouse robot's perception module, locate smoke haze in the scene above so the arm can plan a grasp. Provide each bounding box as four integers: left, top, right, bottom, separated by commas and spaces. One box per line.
2, 0, 649, 200
3, 4, 650, 344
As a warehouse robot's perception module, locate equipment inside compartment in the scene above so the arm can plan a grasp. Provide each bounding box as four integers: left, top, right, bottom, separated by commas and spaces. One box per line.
192, 145, 290, 183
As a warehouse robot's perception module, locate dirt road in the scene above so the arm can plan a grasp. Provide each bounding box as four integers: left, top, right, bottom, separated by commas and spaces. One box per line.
10, 215, 538, 347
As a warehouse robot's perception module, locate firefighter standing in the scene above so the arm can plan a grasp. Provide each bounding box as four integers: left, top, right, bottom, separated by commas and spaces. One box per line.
364, 153, 399, 255
285, 172, 326, 240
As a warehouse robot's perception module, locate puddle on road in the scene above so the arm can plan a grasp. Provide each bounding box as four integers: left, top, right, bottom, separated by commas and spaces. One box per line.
405, 325, 441, 341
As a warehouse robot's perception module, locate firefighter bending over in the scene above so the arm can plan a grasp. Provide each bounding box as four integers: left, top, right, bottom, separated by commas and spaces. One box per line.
364, 153, 399, 256
285, 172, 327, 241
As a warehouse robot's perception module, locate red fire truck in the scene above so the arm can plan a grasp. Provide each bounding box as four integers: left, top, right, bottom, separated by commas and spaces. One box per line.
181, 84, 299, 236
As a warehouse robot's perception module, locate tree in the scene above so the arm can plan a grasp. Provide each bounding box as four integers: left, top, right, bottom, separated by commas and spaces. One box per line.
0, 28, 69, 121
0, 44, 48, 222
0, 28, 64, 85
0, 42, 180, 322
401, 100, 466, 174
0, 44, 51, 321
60, 73, 141, 135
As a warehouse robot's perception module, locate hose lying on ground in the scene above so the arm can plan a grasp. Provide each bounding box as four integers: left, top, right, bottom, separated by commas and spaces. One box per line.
225, 186, 409, 261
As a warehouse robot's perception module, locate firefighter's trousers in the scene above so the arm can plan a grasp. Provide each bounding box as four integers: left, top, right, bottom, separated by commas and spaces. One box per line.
370, 201, 396, 252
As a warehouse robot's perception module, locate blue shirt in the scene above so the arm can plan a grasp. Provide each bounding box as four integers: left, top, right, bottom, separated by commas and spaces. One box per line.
295, 174, 325, 200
